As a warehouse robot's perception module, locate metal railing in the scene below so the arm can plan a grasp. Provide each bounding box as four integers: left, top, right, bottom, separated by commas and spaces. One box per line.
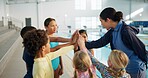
1, 16, 23, 31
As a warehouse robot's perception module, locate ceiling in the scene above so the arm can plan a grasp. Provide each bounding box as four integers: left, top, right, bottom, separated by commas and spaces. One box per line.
6, 0, 70, 4
6, 0, 148, 5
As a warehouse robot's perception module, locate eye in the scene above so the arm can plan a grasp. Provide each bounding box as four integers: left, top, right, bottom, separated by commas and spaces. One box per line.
83, 36, 87, 38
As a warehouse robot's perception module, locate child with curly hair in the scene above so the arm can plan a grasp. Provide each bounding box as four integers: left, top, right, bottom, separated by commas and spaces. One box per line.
23, 29, 76, 78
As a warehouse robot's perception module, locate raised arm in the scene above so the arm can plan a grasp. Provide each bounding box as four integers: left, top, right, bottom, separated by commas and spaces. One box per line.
49, 30, 79, 43
85, 29, 113, 49
50, 30, 79, 52
89, 54, 108, 75
48, 30, 79, 59
77, 34, 109, 75
50, 42, 72, 52
77, 34, 88, 53
50, 37, 70, 42
47, 45, 74, 60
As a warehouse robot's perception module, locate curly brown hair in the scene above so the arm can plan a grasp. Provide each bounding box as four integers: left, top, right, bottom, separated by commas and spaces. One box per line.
23, 29, 48, 56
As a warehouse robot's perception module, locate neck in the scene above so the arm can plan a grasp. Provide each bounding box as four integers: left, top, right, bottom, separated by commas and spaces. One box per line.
111, 21, 118, 29
35, 50, 45, 58
46, 31, 53, 36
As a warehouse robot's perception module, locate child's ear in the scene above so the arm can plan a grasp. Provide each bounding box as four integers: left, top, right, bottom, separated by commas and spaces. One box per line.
41, 45, 46, 51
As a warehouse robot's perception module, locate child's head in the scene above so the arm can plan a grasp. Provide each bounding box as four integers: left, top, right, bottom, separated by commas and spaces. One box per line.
23, 29, 50, 57
20, 26, 36, 38
73, 51, 93, 78
73, 51, 91, 71
107, 50, 129, 77
44, 18, 57, 34
79, 29, 88, 42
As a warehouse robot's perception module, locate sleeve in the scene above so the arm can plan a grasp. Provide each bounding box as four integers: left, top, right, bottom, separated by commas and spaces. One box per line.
91, 57, 108, 74
85, 29, 112, 49
87, 51, 108, 74
46, 45, 74, 60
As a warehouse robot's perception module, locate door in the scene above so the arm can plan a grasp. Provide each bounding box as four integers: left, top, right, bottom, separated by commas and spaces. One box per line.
25, 18, 31, 26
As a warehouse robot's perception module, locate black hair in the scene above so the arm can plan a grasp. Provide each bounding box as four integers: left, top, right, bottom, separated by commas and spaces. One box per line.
44, 18, 56, 27
23, 29, 48, 56
79, 29, 88, 36
20, 26, 36, 38
100, 7, 123, 22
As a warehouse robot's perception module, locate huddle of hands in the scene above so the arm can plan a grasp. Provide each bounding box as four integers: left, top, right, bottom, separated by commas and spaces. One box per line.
70, 30, 86, 51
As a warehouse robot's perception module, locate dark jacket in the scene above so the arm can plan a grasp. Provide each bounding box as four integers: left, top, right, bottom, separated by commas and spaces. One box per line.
85, 21, 148, 65
121, 22, 148, 64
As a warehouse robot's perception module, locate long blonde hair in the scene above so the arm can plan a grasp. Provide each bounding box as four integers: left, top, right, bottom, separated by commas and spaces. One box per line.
73, 51, 94, 78
107, 50, 129, 78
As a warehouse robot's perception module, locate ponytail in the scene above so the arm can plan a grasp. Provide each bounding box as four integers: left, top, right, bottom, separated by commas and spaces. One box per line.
100, 7, 123, 22
107, 67, 126, 78
114, 11, 123, 22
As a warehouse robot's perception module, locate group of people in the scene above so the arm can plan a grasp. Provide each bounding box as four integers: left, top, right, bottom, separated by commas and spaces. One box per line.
21, 7, 147, 78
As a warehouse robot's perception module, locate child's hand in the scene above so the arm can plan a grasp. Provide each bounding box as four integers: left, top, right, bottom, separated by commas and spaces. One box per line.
58, 68, 63, 75
70, 30, 79, 45
74, 43, 78, 52
78, 35, 85, 49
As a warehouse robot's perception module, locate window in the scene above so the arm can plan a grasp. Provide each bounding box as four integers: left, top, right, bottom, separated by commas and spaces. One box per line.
75, 0, 86, 10
75, 17, 100, 29
91, 0, 102, 10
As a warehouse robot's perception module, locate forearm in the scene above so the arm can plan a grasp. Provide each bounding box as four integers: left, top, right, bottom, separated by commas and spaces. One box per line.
48, 45, 74, 60
57, 37, 70, 42
79, 44, 88, 53
50, 43, 72, 52
50, 37, 70, 42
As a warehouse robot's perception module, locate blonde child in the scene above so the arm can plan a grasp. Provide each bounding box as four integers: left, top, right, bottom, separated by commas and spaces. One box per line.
23, 29, 76, 78
77, 35, 131, 78
73, 33, 97, 78
73, 51, 97, 78
90, 50, 131, 78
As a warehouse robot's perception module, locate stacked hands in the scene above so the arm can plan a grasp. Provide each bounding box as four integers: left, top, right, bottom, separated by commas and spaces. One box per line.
70, 30, 86, 51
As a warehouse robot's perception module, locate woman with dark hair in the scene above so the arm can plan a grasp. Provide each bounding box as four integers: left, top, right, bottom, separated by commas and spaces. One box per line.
44, 17, 70, 78
85, 7, 147, 78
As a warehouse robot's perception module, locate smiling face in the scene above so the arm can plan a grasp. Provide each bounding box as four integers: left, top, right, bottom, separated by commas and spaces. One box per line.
45, 20, 58, 35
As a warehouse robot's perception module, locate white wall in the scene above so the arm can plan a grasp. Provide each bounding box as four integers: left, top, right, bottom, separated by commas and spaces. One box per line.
0, 0, 10, 26
9, 3, 37, 28
5, 0, 148, 30
0, 0, 4, 20
38, 0, 99, 32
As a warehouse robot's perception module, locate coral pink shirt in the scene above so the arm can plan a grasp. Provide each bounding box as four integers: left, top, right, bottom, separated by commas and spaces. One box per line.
77, 65, 97, 78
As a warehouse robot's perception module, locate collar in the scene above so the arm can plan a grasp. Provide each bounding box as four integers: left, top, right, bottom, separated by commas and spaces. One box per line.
114, 20, 123, 31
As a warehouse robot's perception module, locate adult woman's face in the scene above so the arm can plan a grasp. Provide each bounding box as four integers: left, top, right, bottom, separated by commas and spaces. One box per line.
100, 17, 111, 30
46, 20, 58, 34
